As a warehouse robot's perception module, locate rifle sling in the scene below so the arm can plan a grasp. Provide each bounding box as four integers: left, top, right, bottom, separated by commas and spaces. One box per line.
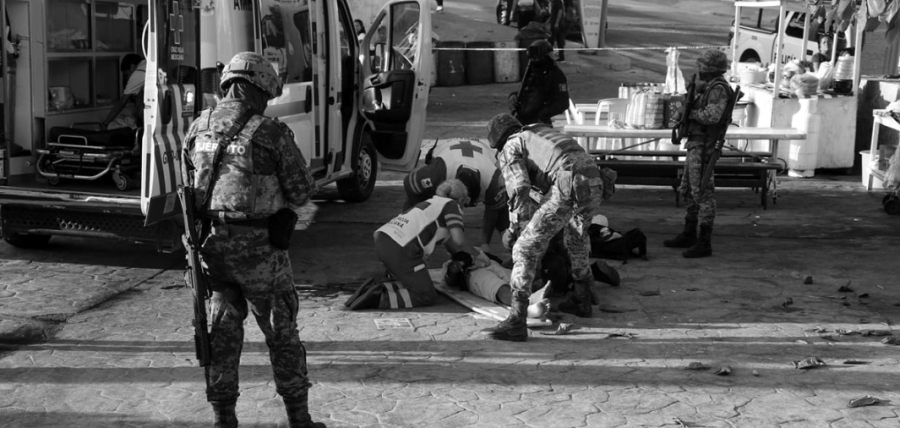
201, 107, 257, 211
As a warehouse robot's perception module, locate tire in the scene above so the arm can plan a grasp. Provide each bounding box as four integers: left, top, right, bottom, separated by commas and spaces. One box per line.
337, 134, 378, 203
4, 234, 52, 249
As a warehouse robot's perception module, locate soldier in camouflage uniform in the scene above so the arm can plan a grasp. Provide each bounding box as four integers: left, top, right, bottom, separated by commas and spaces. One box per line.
181, 52, 325, 428
663, 49, 733, 259
480, 113, 614, 342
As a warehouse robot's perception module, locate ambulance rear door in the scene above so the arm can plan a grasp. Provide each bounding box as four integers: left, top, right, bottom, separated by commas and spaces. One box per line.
141, 0, 200, 225
359, 0, 431, 172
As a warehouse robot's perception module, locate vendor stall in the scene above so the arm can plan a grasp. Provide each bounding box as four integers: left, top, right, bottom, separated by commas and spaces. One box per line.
729, 0, 865, 177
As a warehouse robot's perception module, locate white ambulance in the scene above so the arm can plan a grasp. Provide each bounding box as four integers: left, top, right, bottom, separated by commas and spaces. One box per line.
0, 0, 432, 250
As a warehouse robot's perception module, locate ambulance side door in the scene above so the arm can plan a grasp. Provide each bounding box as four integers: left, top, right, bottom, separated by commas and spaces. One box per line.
259, 0, 323, 176
359, 0, 431, 172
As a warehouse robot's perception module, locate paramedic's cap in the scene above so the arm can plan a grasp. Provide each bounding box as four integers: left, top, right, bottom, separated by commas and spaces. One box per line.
696, 49, 728, 74
220, 52, 283, 100
487, 113, 523, 149
456, 168, 481, 206
591, 214, 609, 228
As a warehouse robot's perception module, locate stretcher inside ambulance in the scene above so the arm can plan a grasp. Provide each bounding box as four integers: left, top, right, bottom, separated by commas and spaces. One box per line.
0, 0, 431, 250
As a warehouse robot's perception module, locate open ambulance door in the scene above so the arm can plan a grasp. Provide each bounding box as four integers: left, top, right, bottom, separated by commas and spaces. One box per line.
141, 0, 200, 225
258, 0, 321, 175
359, 0, 431, 172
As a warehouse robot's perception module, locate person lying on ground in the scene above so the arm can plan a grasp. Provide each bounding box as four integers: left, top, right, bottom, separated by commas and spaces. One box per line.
442, 251, 551, 319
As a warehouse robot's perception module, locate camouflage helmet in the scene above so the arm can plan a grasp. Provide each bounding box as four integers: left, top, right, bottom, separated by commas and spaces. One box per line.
220, 52, 283, 100
487, 113, 522, 149
527, 39, 554, 61
696, 49, 728, 74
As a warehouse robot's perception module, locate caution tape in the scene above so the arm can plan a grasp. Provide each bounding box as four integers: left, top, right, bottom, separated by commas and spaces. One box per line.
431, 45, 729, 52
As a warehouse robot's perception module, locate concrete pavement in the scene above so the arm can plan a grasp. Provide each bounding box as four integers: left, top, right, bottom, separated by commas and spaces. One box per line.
1, 175, 900, 427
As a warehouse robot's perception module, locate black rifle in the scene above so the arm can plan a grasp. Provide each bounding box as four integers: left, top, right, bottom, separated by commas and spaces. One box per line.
700, 85, 743, 193
178, 107, 255, 387
512, 60, 532, 116
671, 73, 697, 146
177, 184, 212, 386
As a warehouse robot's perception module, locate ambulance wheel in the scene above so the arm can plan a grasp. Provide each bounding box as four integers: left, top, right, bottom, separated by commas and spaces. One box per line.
4, 234, 52, 249
113, 171, 134, 191
885, 197, 900, 216
337, 136, 377, 203
47, 176, 61, 186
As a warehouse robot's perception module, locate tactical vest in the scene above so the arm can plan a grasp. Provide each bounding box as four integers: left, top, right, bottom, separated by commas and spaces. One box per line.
188, 109, 287, 220
688, 77, 734, 141
507, 124, 585, 194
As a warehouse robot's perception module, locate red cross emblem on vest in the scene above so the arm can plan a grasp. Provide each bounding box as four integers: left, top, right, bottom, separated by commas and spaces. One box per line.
449, 140, 483, 158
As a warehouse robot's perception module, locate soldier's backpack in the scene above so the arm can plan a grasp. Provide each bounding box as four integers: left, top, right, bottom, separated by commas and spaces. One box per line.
588, 225, 647, 262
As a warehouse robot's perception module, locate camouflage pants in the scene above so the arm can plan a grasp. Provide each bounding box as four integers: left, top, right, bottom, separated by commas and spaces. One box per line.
198, 223, 311, 403
509, 157, 603, 301
680, 146, 716, 227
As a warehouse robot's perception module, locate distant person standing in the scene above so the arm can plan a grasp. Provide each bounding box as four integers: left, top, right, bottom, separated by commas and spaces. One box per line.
508, 40, 569, 126
101, 54, 145, 130
663, 49, 734, 259
548, 0, 573, 62
353, 19, 366, 44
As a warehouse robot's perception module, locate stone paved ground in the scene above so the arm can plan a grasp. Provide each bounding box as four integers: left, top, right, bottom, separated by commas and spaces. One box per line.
1, 176, 899, 428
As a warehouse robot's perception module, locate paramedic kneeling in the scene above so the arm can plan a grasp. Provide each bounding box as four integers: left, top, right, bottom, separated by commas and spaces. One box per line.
348, 179, 490, 310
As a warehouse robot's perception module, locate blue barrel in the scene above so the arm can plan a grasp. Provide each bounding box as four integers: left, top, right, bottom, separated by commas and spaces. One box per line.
437, 41, 466, 87
465, 41, 494, 85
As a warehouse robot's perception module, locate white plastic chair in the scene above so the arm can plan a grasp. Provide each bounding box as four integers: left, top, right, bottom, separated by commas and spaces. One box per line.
594, 98, 629, 152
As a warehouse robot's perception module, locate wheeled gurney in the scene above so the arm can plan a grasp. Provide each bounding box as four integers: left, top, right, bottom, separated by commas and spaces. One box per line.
36, 124, 141, 191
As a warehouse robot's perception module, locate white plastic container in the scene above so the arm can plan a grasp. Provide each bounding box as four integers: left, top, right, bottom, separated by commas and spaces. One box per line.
788, 98, 821, 177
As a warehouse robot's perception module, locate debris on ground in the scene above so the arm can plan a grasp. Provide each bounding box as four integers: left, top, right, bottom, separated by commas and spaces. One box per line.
539, 323, 576, 336
605, 332, 637, 339
781, 297, 794, 308
686, 362, 710, 370
881, 337, 900, 346
792, 357, 826, 369
639, 289, 661, 296
806, 327, 828, 333
861, 330, 892, 337
803, 276, 814, 284
715, 366, 732, 376
842, 360, 869, 365
838, 281, 854, 293
686, 288, 700, 291
837, 328, 856, 335
857, 292, 869, 298
752, 369, 760, 376
848, 395, 882, 408
820, 335, 838, 342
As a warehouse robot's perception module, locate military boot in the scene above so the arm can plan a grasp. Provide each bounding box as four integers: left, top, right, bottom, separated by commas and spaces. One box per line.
211, 401, 238, 428
480, 298, 529, 341
682, 225, 713, 258
284, 394, 327, 428
663, 219, 698, 248
557, 278, 593, 318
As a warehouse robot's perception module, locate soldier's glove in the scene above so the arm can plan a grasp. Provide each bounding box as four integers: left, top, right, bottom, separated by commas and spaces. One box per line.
268, 208, 298, 250
502, 228, 519, 250
508, 92, 518, 113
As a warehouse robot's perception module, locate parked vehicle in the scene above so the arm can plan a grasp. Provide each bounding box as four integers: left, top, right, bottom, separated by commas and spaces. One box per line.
0, 0, 432, 250
729, 8, 844, 65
